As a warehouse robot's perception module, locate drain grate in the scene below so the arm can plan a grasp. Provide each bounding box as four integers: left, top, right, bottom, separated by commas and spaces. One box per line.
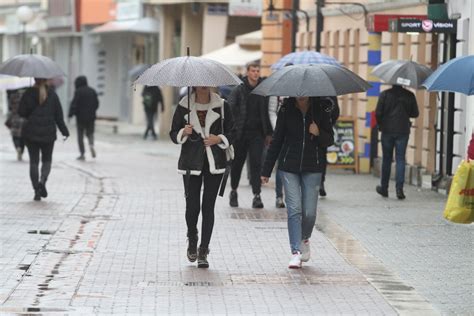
27, 230, 55, 235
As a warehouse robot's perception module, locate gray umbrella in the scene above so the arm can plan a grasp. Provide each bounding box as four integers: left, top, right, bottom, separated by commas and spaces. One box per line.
371, 60, 432, 89
252, 64, 370, 97
0, 54, 65, 79
135, 56, 242, 87
128, 63, 150, 80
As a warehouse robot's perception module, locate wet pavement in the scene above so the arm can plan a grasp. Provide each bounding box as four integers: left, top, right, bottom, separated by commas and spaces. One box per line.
0, 124, 472, 315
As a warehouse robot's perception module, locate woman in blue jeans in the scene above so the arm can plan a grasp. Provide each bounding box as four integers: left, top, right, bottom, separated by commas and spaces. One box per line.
261, 96, 333, 268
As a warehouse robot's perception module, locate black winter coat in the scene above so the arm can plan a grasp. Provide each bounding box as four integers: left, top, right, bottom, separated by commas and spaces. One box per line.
375, 85, 419, 134
228, 76, 272, 140
262, 98, 333, 177
169, 93, 235, 175
68, 76, 99, 124
19, 87, 69, 143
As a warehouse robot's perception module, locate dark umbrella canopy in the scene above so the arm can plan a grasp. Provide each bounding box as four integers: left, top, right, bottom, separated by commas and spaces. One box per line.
0, 54, 65, 79
371, 59, 432, 89
135, 56, 242, 87
422, 55, 474, 95
252, 64, 370, 97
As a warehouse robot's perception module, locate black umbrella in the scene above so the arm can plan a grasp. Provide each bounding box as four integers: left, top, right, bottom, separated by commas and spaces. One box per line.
252, 64, 370, 97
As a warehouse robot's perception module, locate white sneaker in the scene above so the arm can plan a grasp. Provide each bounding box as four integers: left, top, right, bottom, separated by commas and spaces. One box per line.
288, 252, 302, 269
300, 239, 310, 262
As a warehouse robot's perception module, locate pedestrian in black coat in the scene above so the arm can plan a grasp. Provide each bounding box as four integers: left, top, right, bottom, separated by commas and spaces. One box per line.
142, 85, 164, 140
375, 85, 419, 199
170, 87, 234, 269
19, 78, 69, 201
227, 62, 273, 209
68, 76, 99, 160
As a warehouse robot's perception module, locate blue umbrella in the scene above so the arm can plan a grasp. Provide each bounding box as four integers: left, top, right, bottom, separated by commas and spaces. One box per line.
422, 55, 474, 95
271, 51, 340, 70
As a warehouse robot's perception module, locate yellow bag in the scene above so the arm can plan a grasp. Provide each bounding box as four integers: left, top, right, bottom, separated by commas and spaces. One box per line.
443, 160, 474, 224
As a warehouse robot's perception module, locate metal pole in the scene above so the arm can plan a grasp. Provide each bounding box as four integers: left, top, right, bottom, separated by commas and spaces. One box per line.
291, 0, 300, 52
315, 0, 324, 52
22, 23, 26, 54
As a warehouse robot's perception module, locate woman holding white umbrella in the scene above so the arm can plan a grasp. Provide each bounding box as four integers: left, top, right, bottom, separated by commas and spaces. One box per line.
170, 86, 235, 268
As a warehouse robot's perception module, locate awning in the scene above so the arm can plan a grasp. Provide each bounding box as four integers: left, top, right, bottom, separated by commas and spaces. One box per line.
201, 43, 262, 73
91, 17, 159, 34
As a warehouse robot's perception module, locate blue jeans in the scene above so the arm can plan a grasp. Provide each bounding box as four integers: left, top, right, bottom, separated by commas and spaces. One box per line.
381, 133, 409, 190
275, 169, 284, 198
281, 171, 322, 253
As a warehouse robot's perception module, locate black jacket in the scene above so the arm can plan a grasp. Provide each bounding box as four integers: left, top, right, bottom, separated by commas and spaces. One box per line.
375, 85, 419, 134
228, 76, 272, 140
262, 98, 333, 177
19, 87, 69, 143
169, 93, 235, 175
68, 76, 99, 124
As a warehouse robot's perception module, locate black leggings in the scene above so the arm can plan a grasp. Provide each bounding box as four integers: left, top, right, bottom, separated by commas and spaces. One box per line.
183, 159, 223, 249
26, 141, 54, 190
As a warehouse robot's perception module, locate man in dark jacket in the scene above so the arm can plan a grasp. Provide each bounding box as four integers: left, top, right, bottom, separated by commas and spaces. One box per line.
228, 62, 273, 208
375, 85, 419, 199
69, 76, 99, 160
142, 85, 164, 140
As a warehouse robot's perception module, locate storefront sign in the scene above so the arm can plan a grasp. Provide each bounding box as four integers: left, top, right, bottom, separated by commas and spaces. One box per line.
116, 0, 141, 21
389, 18, 457, 33
327, 118, 358, 171
229, 0, 262, 17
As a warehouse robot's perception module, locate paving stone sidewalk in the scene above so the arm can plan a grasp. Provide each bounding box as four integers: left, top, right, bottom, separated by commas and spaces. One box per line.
0, 126, 471, 315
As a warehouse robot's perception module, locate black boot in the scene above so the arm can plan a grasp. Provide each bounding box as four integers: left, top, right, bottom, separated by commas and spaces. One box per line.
376, 185, 388, 198
229, 190, 238, 207
396, 188, 406, 200
38, 182, 48, 198
33, 189, 41, 201
319, 183, 327, 197
187, 231, 198, 262
197, 247, 209, 268
252, 194, 264, 208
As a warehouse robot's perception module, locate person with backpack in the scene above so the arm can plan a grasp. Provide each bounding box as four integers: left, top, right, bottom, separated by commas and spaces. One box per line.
68, 76, 99, 160
142, 85, 164, 140
19, 78, 69, 201
261, 96, 333, 269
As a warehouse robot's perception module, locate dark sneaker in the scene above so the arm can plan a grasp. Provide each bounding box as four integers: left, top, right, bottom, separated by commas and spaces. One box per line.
252, 194, 264, 208
319, 184, 327, 197
229, 190, 238, 207
396, 189, 406, 200
77, 155, 85, 161
376, 185, 388, 198
275, 197, 285, 208
38, 182, 48, 198
197, 247, 209, 268
90, 146, 96, 158
187, 231, 198, 262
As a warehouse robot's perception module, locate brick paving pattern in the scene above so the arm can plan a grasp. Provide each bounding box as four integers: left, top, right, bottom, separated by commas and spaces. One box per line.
1, 125, 471, 315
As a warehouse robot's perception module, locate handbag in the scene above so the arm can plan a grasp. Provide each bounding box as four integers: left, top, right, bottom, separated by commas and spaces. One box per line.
219, 100, 233, 196
443, 160, 474, 224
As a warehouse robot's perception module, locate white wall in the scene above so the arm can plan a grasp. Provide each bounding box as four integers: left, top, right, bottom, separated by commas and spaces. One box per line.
448, 0, 472, 162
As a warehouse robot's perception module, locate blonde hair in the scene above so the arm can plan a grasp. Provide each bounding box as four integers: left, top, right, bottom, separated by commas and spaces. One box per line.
34, 78, 48, 105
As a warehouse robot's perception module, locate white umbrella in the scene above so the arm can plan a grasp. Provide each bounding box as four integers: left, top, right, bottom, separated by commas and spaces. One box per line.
135, 56, 242, 87
0, 54, 65, 79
